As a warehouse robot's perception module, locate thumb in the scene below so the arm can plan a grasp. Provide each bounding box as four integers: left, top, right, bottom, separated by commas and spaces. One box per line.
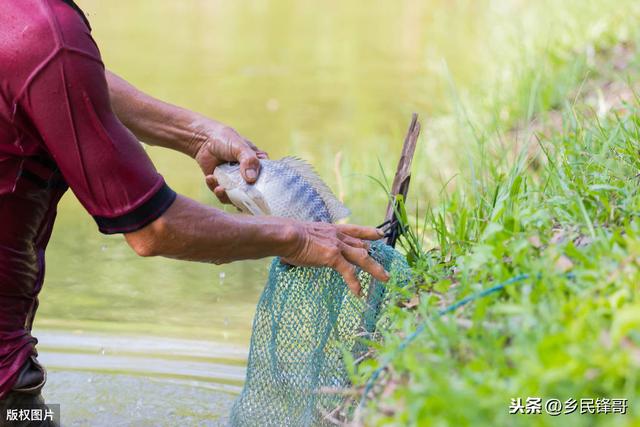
238, 147, 261, 183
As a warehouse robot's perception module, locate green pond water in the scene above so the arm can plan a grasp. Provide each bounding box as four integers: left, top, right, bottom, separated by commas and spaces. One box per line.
33, 0, 566, 424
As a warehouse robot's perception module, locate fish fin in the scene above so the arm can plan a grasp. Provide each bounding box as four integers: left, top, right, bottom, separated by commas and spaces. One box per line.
279, 156, 351, 222
226, 187, 272, 216
249, 187, 272, 216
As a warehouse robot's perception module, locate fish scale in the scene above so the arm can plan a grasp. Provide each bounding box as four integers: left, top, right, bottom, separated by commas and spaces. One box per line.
213, 157, 349, 223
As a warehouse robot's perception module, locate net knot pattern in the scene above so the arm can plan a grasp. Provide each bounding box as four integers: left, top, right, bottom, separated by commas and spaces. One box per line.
230, 240, 410, 426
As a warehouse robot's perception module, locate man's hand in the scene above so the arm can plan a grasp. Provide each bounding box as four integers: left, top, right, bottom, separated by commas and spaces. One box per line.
193, 124, 268, 204
105, 71, 268, 205
283, 222, 390, 296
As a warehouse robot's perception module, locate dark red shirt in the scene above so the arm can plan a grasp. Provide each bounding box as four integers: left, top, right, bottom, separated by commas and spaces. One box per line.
0, 0, 176, 397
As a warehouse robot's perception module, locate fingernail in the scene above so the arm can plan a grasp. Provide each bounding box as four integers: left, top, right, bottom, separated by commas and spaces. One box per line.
246, 168, 257, 181
377, 228, 385, 237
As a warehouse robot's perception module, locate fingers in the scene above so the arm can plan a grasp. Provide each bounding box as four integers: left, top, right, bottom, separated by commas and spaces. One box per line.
204, 174, 218, 193
245, 139, 269, 159
209, 127, 264, 183
336, 224, 385, 241
341, 244, 390, 283
333, 257, 362, 296
339, 234, 370, 250
214, 186, 232, 205
237, 146, 261, 183
279, 221, 388, 296
205, 175, 232, 204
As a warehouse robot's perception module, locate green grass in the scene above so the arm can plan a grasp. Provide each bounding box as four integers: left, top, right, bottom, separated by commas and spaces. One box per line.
399, 0, 640, 209
353, 40, 640, 427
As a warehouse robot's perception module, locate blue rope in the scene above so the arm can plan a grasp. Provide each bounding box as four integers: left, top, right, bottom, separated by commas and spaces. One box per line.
358, 273, 532, 408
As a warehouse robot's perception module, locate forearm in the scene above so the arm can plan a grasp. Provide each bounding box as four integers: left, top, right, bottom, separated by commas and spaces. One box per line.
106, 70, 210, 158
125, 194, 389, 295
125, 194, 298, 264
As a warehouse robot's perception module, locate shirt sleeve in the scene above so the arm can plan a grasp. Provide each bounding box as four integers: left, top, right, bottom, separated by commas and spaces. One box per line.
19, 47, 176, 234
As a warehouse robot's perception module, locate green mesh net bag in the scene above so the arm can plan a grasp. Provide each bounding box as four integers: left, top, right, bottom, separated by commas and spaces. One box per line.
229, 240, 410, 426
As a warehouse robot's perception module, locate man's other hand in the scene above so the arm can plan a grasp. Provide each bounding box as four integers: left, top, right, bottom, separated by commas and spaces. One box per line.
282, 222, 390, 296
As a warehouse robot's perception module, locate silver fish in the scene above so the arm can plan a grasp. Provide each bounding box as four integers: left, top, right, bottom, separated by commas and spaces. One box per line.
213, 157, 350, 223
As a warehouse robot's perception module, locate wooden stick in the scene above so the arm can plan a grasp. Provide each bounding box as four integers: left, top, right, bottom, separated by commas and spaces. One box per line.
385, 113, 421, 247
361, 114, 421, 334
350, 115, 422, 425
